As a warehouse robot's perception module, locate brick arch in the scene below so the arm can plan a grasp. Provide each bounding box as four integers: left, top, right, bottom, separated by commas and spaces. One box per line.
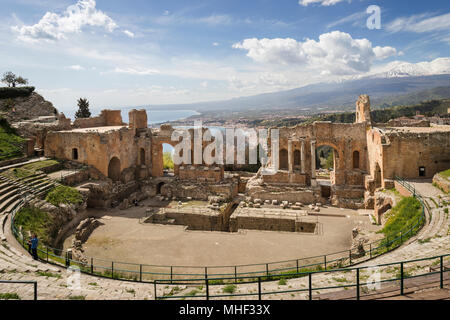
315, 141, 344, 170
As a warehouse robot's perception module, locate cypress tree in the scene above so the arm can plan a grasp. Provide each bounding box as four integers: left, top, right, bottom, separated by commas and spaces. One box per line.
75, 98, 91, 119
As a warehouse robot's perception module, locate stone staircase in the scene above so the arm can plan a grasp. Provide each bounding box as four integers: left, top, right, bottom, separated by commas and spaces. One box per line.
0, 175, 448, 300
0, 172, 60, 216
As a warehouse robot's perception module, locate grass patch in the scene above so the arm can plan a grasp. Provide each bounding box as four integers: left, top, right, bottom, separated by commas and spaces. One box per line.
0, 117, 25, 161
278, 278, 287, 285
438, 169, 450, 179
36, 271, 61, 279
378, 197, 423, 242
418, 238, 431, 244
14, 206, 54, 246
88, 282, 98, 286
22, 160, 59, 172
222, 284, 237, 294
69, 295, 86, 300
45, 185, 83, 206
184, 289, 200, 297
208, 279, 224, 285
0, 292, 20, 300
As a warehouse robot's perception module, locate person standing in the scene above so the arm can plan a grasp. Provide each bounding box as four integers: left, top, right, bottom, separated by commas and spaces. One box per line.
30, 234, 39, 260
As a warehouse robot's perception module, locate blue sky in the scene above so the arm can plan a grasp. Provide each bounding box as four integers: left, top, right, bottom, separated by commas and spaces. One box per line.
0, 0, 449, 116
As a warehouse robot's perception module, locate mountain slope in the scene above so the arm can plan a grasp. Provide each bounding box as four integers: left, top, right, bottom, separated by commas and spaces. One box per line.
148, 74, 450, 113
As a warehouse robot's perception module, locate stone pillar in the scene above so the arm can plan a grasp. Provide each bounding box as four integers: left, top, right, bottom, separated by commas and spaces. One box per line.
288, 139, 293, 173
301, 139, 305, 174
310, 140, 317, 186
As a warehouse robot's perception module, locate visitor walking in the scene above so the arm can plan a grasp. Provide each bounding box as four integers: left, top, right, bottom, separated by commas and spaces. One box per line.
30, 234, 39, 260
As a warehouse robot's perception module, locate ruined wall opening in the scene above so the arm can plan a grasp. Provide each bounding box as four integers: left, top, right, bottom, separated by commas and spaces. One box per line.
279, 148, 288, 170
108, 157, 121, 182
419, 166, 426, 177
353, 151, 360, 169
163, 143, 174, 176
140, 148, 145, 166
374, 162, 382, 189
157, 182, 165, 195
316, 145, 336, 180
294, 149, 301, 167
72, 148, 78, 160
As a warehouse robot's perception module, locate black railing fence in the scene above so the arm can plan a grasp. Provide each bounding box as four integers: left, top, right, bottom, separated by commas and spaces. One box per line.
9, 177, 429, 287
0, 280, 37, 300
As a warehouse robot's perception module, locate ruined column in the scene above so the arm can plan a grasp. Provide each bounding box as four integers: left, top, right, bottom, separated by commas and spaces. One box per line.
288, 139, 293, 173
310, 140, 317, 185
301, 139, 305, 174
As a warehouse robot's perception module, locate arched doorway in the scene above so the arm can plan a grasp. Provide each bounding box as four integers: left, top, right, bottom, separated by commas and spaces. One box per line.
162, 143, 174, 176
315, 145, 336, 180
279, 149, 288, 170
157, 182, 165, 194
108, 157, 121, 182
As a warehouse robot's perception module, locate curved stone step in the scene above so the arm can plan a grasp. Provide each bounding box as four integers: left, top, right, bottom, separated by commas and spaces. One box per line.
4, 198, 24, 215
0, 247, 41, 273
0, 193, 21, 214
0, 183, 15, 194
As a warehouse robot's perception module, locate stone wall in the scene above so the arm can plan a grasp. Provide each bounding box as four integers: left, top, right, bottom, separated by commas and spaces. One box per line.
178, 165, 224, 182
229, 213, 317, 233
163, 210, 223, 231
44, 127, 146, 182
249, 189, 317, 204
72, 110, 124, 129
381, 130, 450, 179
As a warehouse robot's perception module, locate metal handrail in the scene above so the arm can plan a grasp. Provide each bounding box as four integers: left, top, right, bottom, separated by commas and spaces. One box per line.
9, 176, 428, 284
157, 253, 449, 300
0, 280, 37, 300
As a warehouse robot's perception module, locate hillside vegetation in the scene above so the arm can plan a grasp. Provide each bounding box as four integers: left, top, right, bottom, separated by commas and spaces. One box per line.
265, 98, 450, 127
0, 117, 25, 161
0, 86, 34, 99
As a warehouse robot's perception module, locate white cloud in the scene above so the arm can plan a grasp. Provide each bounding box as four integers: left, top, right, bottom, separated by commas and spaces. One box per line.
233, 31, 397, 75
113, 67, 160, 75
386, 13, 450, 34
299, 0, 347, 6
123, 30, 135, 38
326, 11, 366, 29
212, 42, 219, 47
68, 64, 85, 70
373, 46, 398, 60
12, 0, 118, 42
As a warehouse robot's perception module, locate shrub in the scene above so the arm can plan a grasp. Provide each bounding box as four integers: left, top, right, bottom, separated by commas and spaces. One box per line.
0, 117, 25, 161
0, 293, 20, 300
222, 284, 237, 294
379, 197, 423, 240
45, 186, 83, 206
14, 206, 54, 245
0, 86, 35, 99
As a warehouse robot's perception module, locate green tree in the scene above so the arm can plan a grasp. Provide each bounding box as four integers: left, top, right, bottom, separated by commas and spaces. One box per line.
1, 71, 17, 87
325, 151, 334, 169
163, 152, 174, 170
75, 98, 91, 119
15, 76, 28, 86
